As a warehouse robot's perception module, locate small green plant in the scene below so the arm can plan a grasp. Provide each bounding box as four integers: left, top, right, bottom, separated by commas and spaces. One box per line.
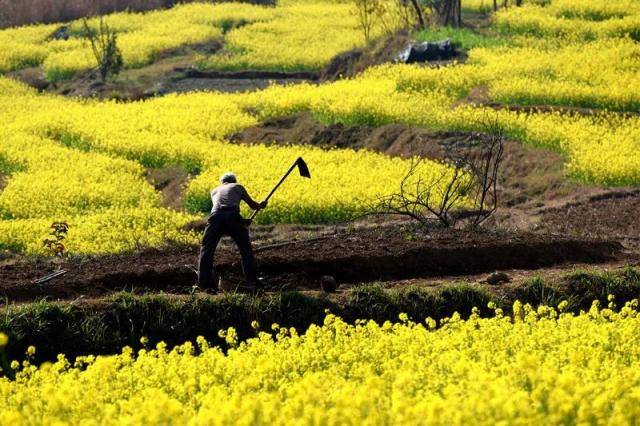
82, 17, 124, 81
43, 221, 69, 257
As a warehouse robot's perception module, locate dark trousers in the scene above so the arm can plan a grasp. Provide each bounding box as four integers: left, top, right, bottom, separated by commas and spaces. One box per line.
198, 210, 257, 288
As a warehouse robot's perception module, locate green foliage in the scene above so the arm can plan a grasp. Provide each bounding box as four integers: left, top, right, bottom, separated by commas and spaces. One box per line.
567, 267, 640, 309
512, 275, 564, 307
415, 26, 504, 50
2, 268, 640, 365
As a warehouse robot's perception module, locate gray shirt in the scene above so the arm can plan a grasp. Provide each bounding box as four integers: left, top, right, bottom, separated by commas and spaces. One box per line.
210, 183, 251, 213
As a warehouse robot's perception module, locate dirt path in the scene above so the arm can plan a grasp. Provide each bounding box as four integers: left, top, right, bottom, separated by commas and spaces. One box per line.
0, 224, 623, 303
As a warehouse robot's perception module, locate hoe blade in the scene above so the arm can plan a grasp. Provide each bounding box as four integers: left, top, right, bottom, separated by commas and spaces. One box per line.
296, 157, 311, 179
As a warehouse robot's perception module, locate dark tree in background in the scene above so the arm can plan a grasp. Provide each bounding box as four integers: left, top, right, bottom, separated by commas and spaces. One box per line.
425, 0, 462, 27
409, 0, 427, 30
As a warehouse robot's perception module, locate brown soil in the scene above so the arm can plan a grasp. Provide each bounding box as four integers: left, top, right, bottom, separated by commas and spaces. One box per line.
319, 32, 413, 81
0, 225, 622, 302
228, 112, 640, 256
536, 191, 640, 250
146, 166, 191, 210
7, 68, 50, 91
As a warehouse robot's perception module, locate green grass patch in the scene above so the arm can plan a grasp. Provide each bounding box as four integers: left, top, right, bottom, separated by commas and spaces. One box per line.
512, 275, 564, 308
0, 284, 496, 366
415, 26, 504, 50
566, 267, 640, 309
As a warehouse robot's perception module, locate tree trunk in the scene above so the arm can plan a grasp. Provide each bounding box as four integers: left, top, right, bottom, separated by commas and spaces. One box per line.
437, 0, 462, 27
410, 0, 427, 30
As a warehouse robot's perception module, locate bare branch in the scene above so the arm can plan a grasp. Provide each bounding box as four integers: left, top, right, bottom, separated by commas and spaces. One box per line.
373, 114, 505, 229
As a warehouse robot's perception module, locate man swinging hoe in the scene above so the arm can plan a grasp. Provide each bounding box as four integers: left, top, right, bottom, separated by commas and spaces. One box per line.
197, 157, 311, 294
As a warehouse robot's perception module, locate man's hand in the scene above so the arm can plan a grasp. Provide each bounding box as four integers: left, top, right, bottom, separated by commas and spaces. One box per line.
258, 200, 268, 210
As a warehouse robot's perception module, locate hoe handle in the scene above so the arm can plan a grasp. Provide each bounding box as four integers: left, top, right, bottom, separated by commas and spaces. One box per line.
249, 161, 298, 221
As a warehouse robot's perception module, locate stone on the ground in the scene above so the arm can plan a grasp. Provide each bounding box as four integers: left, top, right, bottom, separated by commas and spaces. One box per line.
320, 275, 337, 292
486, 271, 512, 285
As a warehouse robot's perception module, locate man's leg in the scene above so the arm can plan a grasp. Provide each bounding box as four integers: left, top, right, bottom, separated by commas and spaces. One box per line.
198, 217, 223, 289
228, 220, 258, 285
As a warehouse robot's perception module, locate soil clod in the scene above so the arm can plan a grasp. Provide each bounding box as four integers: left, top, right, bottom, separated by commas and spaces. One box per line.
485, 271, 511, 285
320, 275, 338, 293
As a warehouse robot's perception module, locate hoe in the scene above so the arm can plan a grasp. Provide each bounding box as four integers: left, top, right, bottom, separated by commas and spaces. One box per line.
248, 156, 311, 223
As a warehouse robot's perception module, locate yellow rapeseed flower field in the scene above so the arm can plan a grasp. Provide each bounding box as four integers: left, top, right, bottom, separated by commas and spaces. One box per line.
2, 302, 640, 424
496, 0, 640, 39
0, 78, 457, 254
0, 0, 400, 80
1, 0, 639, 254
206, 0, 402, 71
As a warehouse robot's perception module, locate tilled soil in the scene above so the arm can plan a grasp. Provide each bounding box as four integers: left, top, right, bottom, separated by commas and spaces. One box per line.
0, 225, 622, 303
536, 191, 640, 250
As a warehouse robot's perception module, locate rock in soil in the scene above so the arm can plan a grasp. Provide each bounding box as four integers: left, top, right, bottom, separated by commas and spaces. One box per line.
320, 275, 338, 293
485, 271, 512, 285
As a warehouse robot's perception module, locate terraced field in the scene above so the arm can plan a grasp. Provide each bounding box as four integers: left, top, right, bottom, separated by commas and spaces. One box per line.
1, 0, 639, 424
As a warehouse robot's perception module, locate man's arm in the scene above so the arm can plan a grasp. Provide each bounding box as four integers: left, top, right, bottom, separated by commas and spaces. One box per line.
240, 186, 267, 210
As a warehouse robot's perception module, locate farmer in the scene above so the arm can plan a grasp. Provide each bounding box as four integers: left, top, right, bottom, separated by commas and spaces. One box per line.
198, 172, 267, 293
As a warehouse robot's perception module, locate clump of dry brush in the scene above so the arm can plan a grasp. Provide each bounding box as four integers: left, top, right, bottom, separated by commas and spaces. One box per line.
377, 116, 505, 228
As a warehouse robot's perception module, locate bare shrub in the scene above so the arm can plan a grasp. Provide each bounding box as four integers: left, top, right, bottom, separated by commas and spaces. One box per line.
377, 156, 471, 227
82, 17, 124, 81
353, 0, 426, 41
377, 118, 505, 228
354, 0, 383, 42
